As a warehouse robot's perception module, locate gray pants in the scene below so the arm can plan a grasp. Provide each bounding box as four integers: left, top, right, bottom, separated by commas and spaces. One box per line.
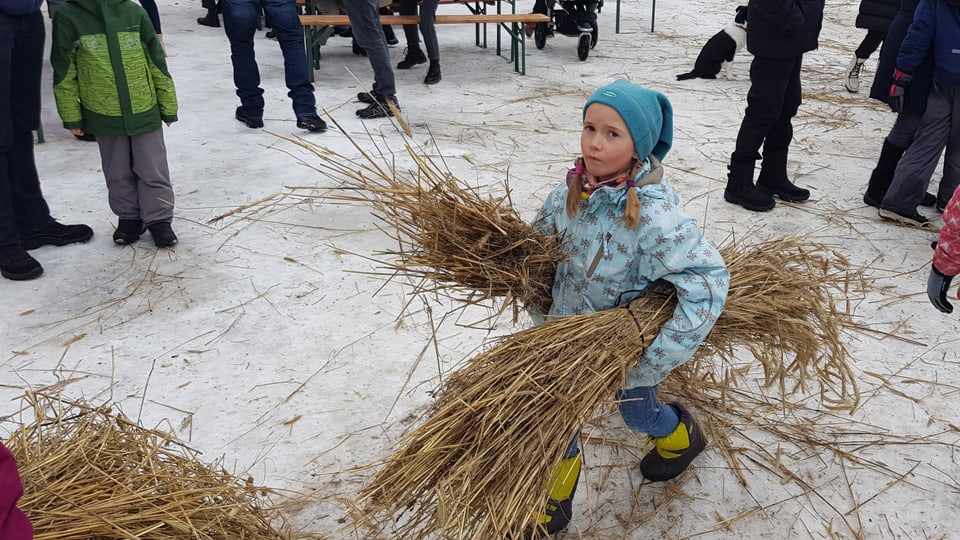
884, 82, 960, 212
346, 0, 396, 98
96, 129, 175, 225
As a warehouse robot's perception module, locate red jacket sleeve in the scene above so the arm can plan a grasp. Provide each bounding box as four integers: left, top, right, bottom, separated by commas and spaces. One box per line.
934, 188, 960, 277
0, 442, 33, 540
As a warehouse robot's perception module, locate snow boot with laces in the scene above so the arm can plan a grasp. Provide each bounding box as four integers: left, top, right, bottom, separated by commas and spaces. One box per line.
845, 56, 866, 93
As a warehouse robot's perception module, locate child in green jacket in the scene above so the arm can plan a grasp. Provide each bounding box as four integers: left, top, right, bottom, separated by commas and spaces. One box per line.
51, 0, 179, 247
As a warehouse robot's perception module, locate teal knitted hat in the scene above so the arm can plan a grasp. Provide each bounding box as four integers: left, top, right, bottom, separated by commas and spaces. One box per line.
583, 80, 674, 162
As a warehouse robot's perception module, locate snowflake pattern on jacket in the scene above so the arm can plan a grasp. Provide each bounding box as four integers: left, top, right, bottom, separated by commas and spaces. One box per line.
934, 187, 960, 276
532, 167, 729, 388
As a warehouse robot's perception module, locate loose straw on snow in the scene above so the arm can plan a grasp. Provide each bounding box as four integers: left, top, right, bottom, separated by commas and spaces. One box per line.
5, 392, 316, 540
268, 135, 869, 538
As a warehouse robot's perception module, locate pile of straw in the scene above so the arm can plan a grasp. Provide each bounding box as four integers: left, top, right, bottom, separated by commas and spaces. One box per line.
5, 392, 316, 540
269, 136, 869, 538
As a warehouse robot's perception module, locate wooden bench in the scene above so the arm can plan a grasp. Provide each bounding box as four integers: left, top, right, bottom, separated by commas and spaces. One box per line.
300, 12, 550, 78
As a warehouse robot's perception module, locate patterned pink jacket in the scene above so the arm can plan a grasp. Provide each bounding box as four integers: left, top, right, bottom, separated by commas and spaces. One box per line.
934, 188, 960, 276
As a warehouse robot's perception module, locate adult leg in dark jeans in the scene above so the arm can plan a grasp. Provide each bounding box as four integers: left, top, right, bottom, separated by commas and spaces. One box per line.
348, 0, 399, 118
262, 0, 318, 119
397, 0, 426, 69
0, 11, 51, 249
223, 0, 265, 124
0, 11, 91, 279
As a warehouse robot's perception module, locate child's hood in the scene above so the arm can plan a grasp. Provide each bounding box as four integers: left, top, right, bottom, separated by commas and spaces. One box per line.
67, 0, 133, 18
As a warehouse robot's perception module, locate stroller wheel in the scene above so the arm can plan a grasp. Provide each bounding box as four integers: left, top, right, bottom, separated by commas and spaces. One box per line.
534, 22, 548, 49
591, 22, 598, 48
577, 33, 590, 60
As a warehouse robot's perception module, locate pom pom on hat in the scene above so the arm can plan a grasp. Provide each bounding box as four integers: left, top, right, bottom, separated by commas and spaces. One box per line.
583, 80, 673, 162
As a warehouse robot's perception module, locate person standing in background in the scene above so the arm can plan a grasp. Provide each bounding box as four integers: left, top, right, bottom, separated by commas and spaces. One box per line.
222, 0, 327, 132
723, 0, 825, 212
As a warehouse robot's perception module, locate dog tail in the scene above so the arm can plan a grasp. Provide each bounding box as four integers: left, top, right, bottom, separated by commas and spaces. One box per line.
676, 71, 698, 80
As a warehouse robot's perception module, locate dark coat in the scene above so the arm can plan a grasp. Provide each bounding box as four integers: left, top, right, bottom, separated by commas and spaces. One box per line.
855, 0, 900, 33
869, 0, 935, 115
746, 0, 825, 58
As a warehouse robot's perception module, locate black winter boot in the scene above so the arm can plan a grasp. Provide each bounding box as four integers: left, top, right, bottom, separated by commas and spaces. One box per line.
424, 60, 441, 84
113, 219, 146, 245
724, 153, 774, 212
0, 245, 43, 281
148, 222, 178, 248
397, 47, 426, 69
863, 139, 905, 208
197, 7, 220, 27
756, 148, 810, 202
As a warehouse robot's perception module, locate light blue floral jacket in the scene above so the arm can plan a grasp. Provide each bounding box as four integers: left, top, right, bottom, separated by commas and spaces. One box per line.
531, 166, 729, 388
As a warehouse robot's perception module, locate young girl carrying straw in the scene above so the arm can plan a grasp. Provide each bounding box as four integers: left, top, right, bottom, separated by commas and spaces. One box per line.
526, 79, 729, 537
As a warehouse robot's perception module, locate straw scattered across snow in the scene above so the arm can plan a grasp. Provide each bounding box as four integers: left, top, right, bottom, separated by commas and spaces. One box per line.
5, 392, 318, 540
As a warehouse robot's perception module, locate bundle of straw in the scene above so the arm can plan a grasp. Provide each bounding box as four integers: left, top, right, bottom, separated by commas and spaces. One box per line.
6, 392, 315, 540
270, 135, 869, 538
355, 237, 863, 539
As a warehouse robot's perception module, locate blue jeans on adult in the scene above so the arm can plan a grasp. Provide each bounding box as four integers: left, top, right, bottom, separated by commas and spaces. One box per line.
0, 10, 52, 248
222, 0, 317, 119
562, 385, 679, 458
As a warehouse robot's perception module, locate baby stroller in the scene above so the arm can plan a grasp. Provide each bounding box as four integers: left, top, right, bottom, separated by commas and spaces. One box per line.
533, 0, 602, 61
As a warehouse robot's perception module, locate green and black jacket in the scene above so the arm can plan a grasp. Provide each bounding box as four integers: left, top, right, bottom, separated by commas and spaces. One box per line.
51, 0, 177, 136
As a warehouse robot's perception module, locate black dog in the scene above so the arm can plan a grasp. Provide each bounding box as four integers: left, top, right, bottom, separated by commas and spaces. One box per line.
677, 5, 748, 80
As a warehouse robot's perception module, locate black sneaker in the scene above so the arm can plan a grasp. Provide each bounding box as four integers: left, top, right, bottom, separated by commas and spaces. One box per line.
21, 220, 93, 250
356, 91, 380, 104
356, 98, 399, 119
921, 192, 936, 207
148, 222, 178, 248
296, 115, 327, 132
74, 132, 96, 142
235, 106, 264, 128
265, 30, 277, 40
863, 192, 882, 208
397, 48, 427, 69
0, 245, 43, 281
113, 219, 146, 245
878, 207, 937, 230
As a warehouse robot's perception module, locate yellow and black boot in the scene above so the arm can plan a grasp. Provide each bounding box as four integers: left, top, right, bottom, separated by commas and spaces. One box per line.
639, 402, 706, 482
524, 453, 582, 539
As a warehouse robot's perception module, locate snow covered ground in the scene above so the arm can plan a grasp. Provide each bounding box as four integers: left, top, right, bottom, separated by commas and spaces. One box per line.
3, 0, 959, 537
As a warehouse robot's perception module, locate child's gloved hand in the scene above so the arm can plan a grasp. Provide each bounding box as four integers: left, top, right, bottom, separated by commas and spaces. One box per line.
927, 265, 955, 314
888, 69, 912, 114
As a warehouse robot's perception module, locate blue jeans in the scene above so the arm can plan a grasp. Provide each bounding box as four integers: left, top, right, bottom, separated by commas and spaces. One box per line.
0, 11, 51, 247
346, 0, 396, 99
563, 385, 678, 458
222, 0, 316, 118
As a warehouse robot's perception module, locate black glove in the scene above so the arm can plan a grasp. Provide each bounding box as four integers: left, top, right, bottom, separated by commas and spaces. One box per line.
927, 265, 954, 314
888, 69, 913, 114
